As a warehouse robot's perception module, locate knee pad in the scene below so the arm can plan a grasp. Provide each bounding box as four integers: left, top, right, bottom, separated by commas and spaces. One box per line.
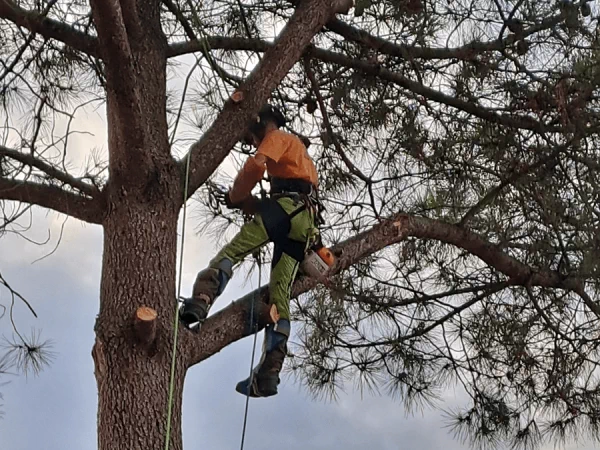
192, 257, 233, 301
213, 258, 233, 296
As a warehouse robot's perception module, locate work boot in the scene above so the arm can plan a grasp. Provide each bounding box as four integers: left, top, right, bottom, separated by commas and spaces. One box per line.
180, 259, 233, 332
235, 319, 290, 398
179, 294, 211, 331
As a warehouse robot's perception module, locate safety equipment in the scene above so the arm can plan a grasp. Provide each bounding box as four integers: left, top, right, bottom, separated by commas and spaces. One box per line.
271, 177, 325, 225
248, 104, 286, 140
179, 258, 233, 331
301, 245, 335, 279
249, 104, 286, 139
235, 318, 290, 397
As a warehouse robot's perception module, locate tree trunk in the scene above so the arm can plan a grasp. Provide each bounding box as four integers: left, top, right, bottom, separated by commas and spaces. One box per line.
88, 2, 185, 447
93, 193, 185, 450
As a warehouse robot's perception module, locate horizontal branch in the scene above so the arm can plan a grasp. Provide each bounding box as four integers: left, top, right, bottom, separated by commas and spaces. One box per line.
324, 54, 555, 133
0, 177, 105, 224
185, 212, 591, 366
169, 36, 554, 134
185, 213, 410, 366
0, 0, 99, 57
0, 145, 100, 197
179, 0, 352, 200
324, 10, 566, 61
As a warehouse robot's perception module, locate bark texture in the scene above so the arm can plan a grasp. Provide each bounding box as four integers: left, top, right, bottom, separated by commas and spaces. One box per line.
86, 0, 349, 448
89, 1, 186, 448
95, 200, 184, 450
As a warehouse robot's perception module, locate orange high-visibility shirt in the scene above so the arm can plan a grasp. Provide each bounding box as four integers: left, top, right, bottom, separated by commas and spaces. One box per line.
256, 129, 318, 187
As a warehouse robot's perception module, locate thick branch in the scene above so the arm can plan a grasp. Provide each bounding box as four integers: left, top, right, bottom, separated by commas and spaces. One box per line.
89, 0, 144, 151
169, 36, 555, 134
0, 178, 104, 224
185, 213, 591, 366
324, 10, 566, 61
0, 145, 100, 197
0, 0, 99, 57
180, 0, 352, 199
185, 214, 409, 365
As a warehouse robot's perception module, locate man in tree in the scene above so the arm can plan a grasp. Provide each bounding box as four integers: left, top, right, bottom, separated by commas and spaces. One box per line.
179, 104, 321, 398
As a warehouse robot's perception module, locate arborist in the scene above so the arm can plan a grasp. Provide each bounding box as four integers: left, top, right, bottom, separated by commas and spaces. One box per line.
180, 104, 328, 398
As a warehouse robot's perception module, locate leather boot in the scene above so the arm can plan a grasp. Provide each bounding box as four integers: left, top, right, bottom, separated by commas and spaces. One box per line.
180, 258, 233, 331
179, 294, 211, 330
235, 319, 290, 397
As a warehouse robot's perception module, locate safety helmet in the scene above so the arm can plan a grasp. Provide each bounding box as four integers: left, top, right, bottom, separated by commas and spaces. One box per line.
248, 104, 286, 139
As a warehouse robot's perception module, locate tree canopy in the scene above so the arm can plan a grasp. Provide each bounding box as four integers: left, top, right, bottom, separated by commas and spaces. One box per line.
1, 0, 600, 448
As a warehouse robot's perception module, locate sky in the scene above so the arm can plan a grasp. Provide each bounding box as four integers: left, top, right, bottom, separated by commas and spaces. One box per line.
1, 196, 597, 450
0, 50, 597, 450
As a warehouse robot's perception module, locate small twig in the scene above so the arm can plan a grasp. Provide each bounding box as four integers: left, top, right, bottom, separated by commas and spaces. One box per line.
0, 271, 37, 318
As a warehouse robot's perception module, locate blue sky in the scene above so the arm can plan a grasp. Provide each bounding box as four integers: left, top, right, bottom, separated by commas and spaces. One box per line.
0, 208, 595, 450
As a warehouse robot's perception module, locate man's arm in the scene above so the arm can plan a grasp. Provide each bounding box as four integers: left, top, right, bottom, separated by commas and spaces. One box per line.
228, 154, 268, 204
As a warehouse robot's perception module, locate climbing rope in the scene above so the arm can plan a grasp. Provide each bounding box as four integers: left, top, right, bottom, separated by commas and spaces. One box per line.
163, 155, 263, 450
164, 151, 192, 450
239, 253, 262, 450
163, 3, 264, 446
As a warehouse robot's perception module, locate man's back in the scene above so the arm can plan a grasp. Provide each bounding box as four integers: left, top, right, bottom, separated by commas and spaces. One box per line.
256, 129, 318, 187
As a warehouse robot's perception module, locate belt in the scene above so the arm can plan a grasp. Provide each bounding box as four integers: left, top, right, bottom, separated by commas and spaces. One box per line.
270, 177, 315, 195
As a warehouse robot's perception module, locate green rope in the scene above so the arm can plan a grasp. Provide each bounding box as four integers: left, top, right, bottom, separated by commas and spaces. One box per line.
163, 4, 260, 445
164, 151, 192, 450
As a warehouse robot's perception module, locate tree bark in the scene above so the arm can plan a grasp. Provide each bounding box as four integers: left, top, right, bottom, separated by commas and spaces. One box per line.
94, 197, 185, 450
89, 2, 188, 448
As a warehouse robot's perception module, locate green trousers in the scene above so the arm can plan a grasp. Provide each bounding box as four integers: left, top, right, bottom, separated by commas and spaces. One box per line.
209, 196, 317, 320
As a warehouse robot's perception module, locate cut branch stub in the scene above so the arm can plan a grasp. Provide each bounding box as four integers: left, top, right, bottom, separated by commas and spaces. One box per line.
133, 306, 158, 347
230, 90, 244, 103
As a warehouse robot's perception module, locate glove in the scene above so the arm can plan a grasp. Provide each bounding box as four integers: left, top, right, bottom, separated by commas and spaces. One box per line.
220, 190, 259, 217
239, 196, 259, 217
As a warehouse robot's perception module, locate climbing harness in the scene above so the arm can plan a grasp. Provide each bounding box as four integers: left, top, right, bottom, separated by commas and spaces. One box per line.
260, 177, 335, 275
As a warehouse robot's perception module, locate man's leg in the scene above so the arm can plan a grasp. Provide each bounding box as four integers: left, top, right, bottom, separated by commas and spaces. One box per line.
180, 215, 270, 327
236, 198, 316, 397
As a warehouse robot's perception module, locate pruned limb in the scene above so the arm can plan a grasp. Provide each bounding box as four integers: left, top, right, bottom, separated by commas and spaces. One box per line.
0, 0, 99, 57
186, 213, 591, 366
181, 0, 354, 201
0, 178, 105, 224
133, 306, 158, 348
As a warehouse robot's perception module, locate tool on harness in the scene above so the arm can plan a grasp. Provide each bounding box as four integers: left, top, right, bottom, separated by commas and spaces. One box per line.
301, 245, 335, 279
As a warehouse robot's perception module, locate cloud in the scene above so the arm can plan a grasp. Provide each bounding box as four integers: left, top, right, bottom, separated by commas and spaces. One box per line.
0, 218, 597, 450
